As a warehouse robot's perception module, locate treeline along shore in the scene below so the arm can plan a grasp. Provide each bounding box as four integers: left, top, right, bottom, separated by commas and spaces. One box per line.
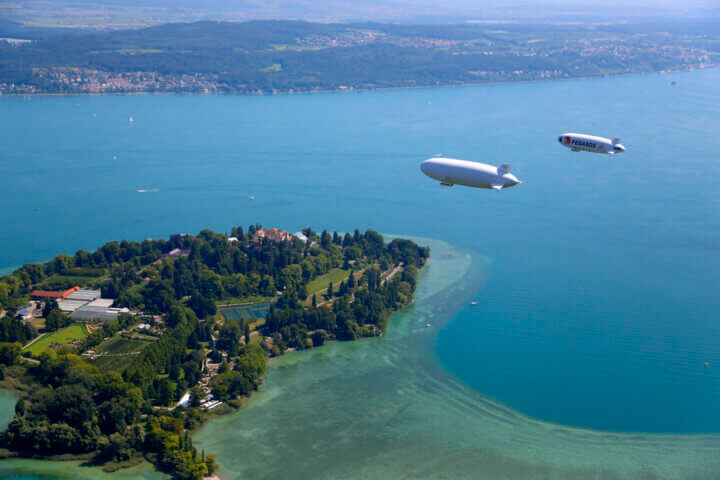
0, 225, 429, 479
0, 19, 718, 94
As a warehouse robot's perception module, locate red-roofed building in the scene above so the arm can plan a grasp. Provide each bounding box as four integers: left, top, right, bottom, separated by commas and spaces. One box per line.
252, 228, 292, 244
31, 287, 79, 300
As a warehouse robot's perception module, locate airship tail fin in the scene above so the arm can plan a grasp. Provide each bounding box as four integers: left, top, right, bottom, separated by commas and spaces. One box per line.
612, 137, 621, 145
498, 163, 511, 173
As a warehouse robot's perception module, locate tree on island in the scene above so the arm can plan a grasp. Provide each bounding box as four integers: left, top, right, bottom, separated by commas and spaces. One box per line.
157, 378, 177, 407
44, 309, 70, 332
42, 298, 58, 317
188, 293, 216, 320
0, 342, 21, 365
311, 329, 327, 347
0, 316, 36, 344
189, 386, 205, 408
203, 451, 219, 476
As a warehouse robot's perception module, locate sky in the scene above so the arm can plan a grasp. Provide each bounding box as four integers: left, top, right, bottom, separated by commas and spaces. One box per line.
2, 0, 719, 28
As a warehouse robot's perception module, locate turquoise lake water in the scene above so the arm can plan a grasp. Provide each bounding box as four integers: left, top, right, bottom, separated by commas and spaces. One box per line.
1, 68, 719, 478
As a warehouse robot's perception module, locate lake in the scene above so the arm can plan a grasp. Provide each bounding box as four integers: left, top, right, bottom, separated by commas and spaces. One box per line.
1, 68, 719, 478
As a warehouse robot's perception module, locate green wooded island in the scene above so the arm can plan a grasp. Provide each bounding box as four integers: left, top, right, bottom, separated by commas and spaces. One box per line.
0, 226, 429, 479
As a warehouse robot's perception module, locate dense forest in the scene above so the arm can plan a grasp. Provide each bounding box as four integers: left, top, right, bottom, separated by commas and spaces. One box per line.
0, 20, 717, 94
0, 226, 429, 478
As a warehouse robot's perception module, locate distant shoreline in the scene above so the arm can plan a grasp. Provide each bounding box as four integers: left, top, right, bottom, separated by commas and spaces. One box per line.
1, 65, 715, 99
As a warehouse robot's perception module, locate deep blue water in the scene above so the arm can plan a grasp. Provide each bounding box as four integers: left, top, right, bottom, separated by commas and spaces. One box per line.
1, 69, 719, 433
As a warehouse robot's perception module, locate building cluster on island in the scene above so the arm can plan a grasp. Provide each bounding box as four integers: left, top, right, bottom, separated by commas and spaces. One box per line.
29, 287, 129, 321
12, 228, 300, 344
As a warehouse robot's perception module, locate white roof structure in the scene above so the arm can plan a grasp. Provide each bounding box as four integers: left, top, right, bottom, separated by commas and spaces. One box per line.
70, 305, 129, 321
87, 298, 114, 308
294, 232, 308, 242
57, 299, 89, 312
66, 289, 101, 302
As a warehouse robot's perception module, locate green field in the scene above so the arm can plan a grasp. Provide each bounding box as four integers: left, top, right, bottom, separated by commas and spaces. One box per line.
97, 336, 154, 355
29, 318, 45, 328
306, 268, 351, 297
90, 355, 134, 372
222, 307, 255, 322
23, 323, 89, 355
222, 303, 272, 323
89, 336, 155, 371
250, 318, 266, 329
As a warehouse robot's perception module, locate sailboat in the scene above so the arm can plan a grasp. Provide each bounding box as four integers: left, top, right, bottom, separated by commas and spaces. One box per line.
129, 116, 134, 124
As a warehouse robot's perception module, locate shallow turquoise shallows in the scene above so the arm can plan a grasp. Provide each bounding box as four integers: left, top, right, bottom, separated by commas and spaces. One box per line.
1, 68, 719, 478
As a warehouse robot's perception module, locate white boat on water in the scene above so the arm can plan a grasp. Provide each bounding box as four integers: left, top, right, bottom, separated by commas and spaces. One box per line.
470, 301, 477, 306
129, 116, 134, 124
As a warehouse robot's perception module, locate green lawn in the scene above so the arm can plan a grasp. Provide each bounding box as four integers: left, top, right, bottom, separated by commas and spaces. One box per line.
306, 268, 351, 297
29, 318, 45, 328
97, 336, 154, 355
250, 318, 266, 329
89, 336, 155, 371
24, 323, 89, 355
90, 354, 137, 372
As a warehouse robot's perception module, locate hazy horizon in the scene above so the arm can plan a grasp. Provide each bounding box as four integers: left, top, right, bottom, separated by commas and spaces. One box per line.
2, 0, 720, 31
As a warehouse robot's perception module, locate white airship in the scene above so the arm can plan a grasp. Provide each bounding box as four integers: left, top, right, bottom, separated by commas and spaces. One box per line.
421, 157, 521, 190
558, 133, 626, 154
